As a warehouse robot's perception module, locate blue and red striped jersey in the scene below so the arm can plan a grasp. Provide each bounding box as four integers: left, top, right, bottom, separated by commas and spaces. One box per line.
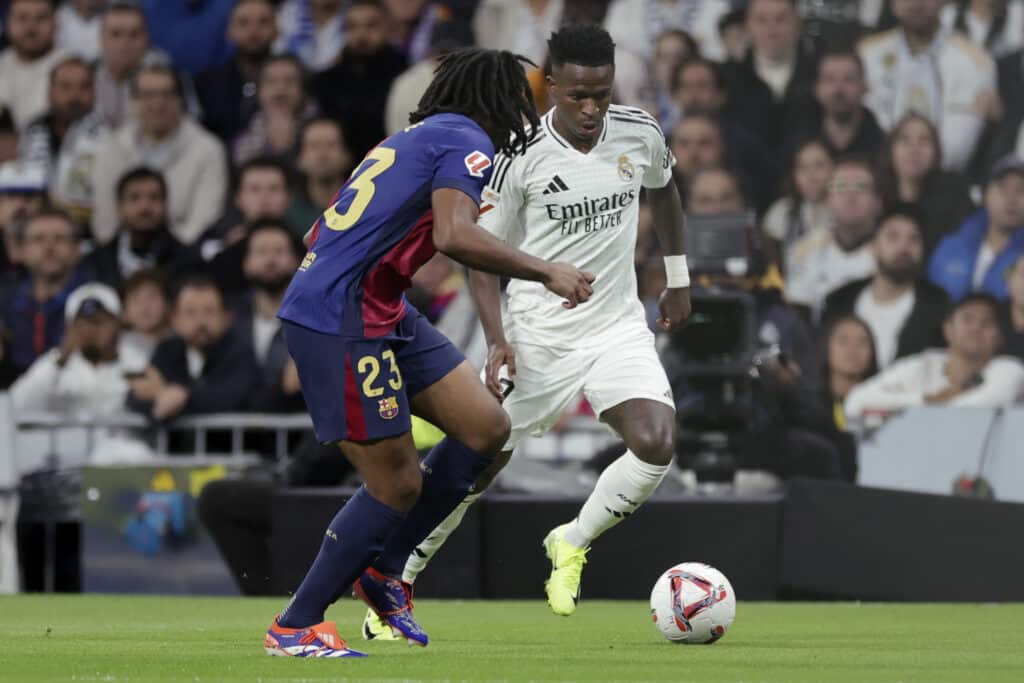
278, 113, 495, 337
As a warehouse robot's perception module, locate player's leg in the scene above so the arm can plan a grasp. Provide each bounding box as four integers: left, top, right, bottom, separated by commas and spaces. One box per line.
542, 325, 676, 615
265, 323, 421, 657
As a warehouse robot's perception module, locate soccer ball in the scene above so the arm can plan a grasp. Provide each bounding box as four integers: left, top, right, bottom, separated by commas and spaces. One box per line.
649, 562, 736, 644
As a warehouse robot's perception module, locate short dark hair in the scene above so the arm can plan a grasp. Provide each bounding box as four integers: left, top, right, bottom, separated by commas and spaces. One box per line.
121, 268, 167, 301
21, 208, 78, 242
173, 274, 224, 307
246, 218, 302, 259
299, 116, 346, 147
131, 64, 186, 102
831, 155, 879, 191
104, 1, 147, 27
745, 0, 798, 19
236, 156, 292, 189
547, 23, 615, 69
11, 0, 58, 12
877, 205, 925, 238
950, 292, 1001, 322
259, 54, 307, 88
116, 167, 167, 202
0, 106, 14, 134
718, 8, 745, 34
49, 56, 93, 86
817, 49, 865, 79
671, 57, 725, 94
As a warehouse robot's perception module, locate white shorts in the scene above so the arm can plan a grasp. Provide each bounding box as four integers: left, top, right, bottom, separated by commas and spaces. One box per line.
498, 321, 674, 451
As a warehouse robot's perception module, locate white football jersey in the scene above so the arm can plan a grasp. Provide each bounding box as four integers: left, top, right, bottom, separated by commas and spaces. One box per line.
479, 104, 675, 347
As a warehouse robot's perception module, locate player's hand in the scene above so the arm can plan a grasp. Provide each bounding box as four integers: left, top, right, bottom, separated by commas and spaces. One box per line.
542, 262, 595, 309
484, 340, 516, 402
657, 287, 691, 331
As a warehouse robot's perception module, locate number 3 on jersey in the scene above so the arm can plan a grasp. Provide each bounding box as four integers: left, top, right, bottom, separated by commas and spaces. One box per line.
324, 147, 396, 231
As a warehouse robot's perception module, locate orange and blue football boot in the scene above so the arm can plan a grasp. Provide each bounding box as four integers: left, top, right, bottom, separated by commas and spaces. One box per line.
353, 567, 429, 646
264, 616, 367, 658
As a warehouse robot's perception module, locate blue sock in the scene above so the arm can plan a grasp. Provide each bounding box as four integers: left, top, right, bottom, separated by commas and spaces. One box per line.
278, 487, 405, 628
372, 437, 493, 577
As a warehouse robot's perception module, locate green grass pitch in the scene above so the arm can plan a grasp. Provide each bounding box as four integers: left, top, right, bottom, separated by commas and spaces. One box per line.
1, 595, 1022, 682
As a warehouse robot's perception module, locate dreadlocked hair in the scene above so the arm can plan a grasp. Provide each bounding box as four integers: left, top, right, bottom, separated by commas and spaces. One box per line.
410, 47, 540, 157
547, 23, 615, 69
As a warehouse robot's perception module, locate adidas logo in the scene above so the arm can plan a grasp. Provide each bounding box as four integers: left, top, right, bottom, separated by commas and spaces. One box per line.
542, 175, 570, 195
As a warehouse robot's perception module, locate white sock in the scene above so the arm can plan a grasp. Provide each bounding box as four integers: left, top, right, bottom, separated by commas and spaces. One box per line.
402, 490, 483, 583
563, 450, 670, 549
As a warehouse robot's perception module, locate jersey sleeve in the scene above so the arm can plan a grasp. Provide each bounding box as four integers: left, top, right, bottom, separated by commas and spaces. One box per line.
431, 126, 497, 205
477, 151, 526, 242
642, 122, 675, 189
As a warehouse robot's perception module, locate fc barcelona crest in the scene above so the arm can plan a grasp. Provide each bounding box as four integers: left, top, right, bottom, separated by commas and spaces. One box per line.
378, 396, 400, 420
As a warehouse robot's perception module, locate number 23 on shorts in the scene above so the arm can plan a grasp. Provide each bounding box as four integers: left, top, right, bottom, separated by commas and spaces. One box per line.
356, 350, 403, 398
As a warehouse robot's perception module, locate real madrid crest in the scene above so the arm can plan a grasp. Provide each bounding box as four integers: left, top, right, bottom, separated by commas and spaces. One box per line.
617, 155, 635, 182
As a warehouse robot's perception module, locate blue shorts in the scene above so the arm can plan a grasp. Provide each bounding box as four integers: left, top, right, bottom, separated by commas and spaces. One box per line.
283, 306, 465, 444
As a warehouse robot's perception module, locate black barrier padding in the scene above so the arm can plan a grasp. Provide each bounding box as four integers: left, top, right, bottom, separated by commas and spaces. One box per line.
780, 478, 1024, 601
481, 494, 782, 600
269, 487, 482, 598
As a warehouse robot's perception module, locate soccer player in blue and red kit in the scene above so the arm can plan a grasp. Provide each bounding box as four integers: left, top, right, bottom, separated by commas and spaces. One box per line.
262, 48, 596, 658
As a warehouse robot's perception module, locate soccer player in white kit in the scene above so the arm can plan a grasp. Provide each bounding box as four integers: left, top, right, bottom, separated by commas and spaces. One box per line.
365, 23, 691, 638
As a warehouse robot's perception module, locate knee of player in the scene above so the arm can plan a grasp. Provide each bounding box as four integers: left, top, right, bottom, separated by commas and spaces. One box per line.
390, 467, 424, 510
631, 424, 676, 467
465, 408, 511, 456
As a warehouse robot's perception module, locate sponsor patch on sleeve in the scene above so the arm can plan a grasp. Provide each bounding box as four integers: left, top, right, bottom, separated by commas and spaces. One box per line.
464, 151, 492, 177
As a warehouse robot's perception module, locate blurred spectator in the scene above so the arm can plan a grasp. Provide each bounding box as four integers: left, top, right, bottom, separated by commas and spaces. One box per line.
878, 113, 976, 258
10, 283, 127, 416
671, 58, 780, 211
998, 253, 1024, 358
0, 159, 46, 275
94, 2, 159, 129
0, 0, 68, 131
763, 139, 833, 276
845, 293, 1024, 417
604, 0, 729, 63
859, 0, 997, 172
384, 0, 443, 64
651, 30, 698, 127
723, 0, 819, 150
685, 166, 746, 214
286, 116, 352, 236
930, 155, 1024, 301
88, 167, 196, 290
822, 210, 950, 368
232, 55, 318, 166
56, 0, 105, 61
785, 158, 880, 315
139, 0, 234, 76
796, 0, 870, 47
237, 219, 304, 412
127, 275, 258, 421
199, 157, 295, 296
790, 49, 884, 160
313, 0, 408, 160
0, 107, 17, 162
818, 314, 879, 481
195, 0, 278, 145
669, 114, 727, 197
18, 56, 94, 173
0, 209, 90, 378
92, 64, 229, 245
717, 9, 747, 63
275, 0, 345, 71
385, 19, 473, 137
992, 45, 1024, 167
118, 269, 171, 374
473, 0, 564, 67
941, 0, 1024, 59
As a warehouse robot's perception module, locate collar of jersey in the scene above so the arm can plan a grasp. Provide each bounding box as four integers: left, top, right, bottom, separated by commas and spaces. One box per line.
542, 109, 609, 152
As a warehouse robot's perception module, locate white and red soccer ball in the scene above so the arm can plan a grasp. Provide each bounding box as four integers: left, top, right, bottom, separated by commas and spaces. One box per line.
649, 562, 736, 644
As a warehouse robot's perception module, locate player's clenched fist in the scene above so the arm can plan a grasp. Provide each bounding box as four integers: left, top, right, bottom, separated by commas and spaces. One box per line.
542, 263, 596, 309
657, 287, 691, 331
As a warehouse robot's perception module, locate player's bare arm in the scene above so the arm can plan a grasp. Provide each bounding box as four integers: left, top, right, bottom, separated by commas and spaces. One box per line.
646, 180, 691, 331
468, 269, 516, 400
431, 187, 596, 308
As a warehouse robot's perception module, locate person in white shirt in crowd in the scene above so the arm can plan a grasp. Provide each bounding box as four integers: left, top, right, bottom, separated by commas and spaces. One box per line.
821, 210, 951, 368
8, 282, 136, 472
0, 0, 69, 132
93, 2, 160, 129
91, 64, 228, 246
785, 158, 881, 317
56, 0, 106, 61
604, 0, 729, 63
763, 139, 834, 276
859, 0, 998, 171
845, 292, 1024, 419
941, 0, 1024, 60
275, 0, 344, 72
473, 0, 564, 67
118, 269, 171, 376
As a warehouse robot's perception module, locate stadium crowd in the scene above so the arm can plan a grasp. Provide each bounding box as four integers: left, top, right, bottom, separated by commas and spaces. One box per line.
2, 0, 1024, 495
